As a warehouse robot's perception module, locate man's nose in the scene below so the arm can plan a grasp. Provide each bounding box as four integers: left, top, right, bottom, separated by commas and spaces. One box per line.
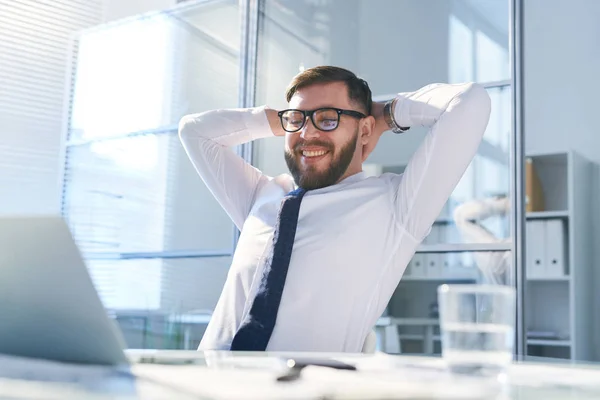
300, 116, 320, 140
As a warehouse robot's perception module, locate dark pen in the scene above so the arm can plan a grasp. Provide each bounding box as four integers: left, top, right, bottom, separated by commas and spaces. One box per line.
276, 357, 357, 382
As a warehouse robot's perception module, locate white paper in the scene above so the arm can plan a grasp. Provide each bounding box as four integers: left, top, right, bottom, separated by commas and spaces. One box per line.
509, 362, 600, 389
132, 354, 493, 400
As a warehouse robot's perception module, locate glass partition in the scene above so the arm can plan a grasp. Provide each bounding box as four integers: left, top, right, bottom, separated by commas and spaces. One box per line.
254, 0, 511, 248
65, 0, 240, 257
252, 0, 513, 354
521, 0, 599, 362
62, 0, 241, 348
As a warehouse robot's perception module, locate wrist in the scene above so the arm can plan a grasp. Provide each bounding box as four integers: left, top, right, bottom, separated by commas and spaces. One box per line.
265, 107, 286, 137
383, 98, 407, 134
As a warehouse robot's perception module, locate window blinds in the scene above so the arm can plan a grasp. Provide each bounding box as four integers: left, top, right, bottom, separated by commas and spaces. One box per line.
0, 0, 104, 214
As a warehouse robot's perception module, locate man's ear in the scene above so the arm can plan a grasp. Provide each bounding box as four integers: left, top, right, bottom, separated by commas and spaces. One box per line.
360, 116, 376, 145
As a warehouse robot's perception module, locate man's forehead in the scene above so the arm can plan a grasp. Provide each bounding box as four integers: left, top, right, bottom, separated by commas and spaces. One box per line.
289, 82, 352, 109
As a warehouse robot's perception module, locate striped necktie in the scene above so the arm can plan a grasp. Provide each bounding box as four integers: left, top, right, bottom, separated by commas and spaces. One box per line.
230, 187, 307, 351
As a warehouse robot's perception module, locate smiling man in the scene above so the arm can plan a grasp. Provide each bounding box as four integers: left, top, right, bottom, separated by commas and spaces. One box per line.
179, 66, 491, 352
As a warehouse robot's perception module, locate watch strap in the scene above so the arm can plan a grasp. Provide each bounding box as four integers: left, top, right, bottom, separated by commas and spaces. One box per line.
383, 98, 405, 134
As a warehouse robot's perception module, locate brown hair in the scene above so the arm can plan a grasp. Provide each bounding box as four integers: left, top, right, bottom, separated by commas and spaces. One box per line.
285, 66, 373, 114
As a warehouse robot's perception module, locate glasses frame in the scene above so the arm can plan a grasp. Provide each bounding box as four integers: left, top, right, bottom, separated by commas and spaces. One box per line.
277, 107, 367, 133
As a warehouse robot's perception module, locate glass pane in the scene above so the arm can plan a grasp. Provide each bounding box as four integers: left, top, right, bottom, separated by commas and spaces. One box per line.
254, 0, 510, 245
68, 0, 239, 141
437, 84, 511, 244
90, 256, 231, 349
522, 1, 598, 362
383, 250, 512, 355
256, 0, 508, 108
63, 134, 233, 255
449, 0, 509, 83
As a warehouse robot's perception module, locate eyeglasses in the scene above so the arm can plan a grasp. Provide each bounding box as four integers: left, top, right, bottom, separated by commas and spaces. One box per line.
277, 107, 367, 133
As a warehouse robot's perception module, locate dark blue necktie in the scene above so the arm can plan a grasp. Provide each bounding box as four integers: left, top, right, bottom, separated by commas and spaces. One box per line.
230, 187, 307, 351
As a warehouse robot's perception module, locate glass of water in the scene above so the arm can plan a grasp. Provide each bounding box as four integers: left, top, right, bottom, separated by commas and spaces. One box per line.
437, 284, 516, 377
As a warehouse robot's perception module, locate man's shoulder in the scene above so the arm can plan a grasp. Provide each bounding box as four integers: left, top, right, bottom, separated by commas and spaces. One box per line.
370, 171, 404, 186
255, 173, 295, 196
271, 173, 294, 189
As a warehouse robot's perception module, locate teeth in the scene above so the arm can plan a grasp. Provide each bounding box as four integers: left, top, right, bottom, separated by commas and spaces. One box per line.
302, 150, 327, 157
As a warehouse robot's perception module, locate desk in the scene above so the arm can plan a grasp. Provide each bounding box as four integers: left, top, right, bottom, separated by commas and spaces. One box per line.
171, 315, 433, 353
2, 351, 600, 399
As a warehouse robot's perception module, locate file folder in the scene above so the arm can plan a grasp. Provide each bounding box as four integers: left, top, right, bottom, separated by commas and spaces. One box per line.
526, 220, 545, 278
424, 226, 441, 278
440, 224, 462, 279
545, 219, 566, 277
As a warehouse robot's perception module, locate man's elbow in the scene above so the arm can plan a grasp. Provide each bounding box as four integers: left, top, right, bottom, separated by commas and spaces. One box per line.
178, 114, 198, 143
449, 82, 492, 142
462, 82, 492, 118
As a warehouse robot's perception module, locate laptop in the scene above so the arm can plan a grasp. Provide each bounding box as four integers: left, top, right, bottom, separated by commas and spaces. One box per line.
0, 215, 129, 366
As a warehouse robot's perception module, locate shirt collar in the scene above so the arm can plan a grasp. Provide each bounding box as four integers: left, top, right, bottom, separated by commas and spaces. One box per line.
300, 171, 368, 194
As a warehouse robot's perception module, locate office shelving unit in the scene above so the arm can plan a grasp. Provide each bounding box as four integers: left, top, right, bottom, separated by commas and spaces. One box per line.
523, 150, 593, 360
378, 150, 594, 360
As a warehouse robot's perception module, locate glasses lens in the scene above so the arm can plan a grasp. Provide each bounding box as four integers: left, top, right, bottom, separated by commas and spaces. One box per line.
314, 109, 339, 131
281, 110, 305, 132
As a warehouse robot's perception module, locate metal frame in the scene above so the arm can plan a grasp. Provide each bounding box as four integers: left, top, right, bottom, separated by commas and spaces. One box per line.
86, 250, 231, 260
415, 243, 512, 254
510, 0, 526, 359
233, 0, 261, 248
83, 0, 227, 34
373, 80, 511, 104
58, 33, 80, 217
65, 126, 179, 147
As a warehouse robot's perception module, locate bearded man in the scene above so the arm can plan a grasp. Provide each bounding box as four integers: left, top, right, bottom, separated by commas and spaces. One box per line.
179, 66, 491, 352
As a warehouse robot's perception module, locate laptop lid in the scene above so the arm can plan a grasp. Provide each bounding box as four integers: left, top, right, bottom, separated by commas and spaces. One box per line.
0, 215, 128, 366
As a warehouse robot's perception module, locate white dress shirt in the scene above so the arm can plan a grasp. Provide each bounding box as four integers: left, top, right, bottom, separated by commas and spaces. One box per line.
179, 82, 491, 352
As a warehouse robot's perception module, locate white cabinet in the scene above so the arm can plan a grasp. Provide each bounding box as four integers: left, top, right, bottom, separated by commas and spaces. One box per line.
524, 151, 594, 361
385, 151, 594, 360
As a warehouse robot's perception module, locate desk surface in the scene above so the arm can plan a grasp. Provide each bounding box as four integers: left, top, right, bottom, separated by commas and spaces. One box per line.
2, 350, 600, 399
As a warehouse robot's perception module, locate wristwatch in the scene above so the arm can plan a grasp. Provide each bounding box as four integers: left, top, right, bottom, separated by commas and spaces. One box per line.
383, 98, 407, 134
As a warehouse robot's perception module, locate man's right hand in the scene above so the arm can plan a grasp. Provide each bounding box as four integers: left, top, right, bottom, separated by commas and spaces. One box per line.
265, 107, 286, 137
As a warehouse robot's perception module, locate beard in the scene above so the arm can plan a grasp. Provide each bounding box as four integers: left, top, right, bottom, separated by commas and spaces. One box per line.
284, 129, 358, 190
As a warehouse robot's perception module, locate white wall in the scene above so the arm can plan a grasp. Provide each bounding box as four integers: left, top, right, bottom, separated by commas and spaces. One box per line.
523, 0, 600, 160
523, 0, 600, 359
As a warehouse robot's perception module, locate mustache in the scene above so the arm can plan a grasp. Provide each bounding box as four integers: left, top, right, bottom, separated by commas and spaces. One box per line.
294, 139, 333, 153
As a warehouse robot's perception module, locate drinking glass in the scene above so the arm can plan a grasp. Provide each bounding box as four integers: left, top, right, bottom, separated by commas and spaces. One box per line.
437, 284, 516, 377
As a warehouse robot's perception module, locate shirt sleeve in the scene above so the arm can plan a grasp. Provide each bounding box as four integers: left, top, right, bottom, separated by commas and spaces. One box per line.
390, 82, 492, 242
178, 106, 274, 230
453, 197, 509, 244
